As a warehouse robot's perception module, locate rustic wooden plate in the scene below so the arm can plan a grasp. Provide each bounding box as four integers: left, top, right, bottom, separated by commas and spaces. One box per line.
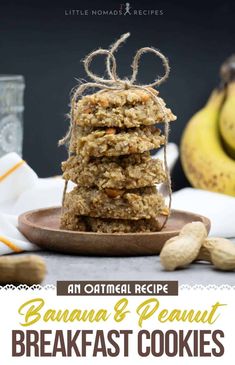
18, 207, 210, 256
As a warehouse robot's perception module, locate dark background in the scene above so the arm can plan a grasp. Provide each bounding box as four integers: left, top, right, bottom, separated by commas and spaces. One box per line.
0, 0, 234, 190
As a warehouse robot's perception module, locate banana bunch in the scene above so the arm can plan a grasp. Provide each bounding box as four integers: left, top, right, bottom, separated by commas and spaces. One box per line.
181, 56, 235, 197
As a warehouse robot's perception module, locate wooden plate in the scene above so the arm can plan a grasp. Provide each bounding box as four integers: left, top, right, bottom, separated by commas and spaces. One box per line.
18, 207, 210, 256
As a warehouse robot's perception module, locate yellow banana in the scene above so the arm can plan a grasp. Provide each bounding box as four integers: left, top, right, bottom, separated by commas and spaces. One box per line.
180, 89, 235, 197
219, 81, 235, 159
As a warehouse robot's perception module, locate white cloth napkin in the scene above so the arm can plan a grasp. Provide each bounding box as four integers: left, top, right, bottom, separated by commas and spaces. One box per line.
172, 188, 235, 238
0, 147, 235, 255
0, 153, 71, 254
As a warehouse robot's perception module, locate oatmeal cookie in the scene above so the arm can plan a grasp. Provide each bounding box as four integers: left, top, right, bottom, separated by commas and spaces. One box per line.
75, 88, 158, 108
74, 89, 176, 128
60, 213, 161, 233
63, 186, 165, 220
87, 216, 161, 233
70, 126, 165, 157
62, 153, 166, 189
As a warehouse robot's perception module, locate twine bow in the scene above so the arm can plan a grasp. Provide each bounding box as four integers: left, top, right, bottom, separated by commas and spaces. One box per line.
60, 33, 172, 229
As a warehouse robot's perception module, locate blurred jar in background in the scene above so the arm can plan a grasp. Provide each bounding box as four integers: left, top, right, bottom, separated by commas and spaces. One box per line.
0, 75, 25, 157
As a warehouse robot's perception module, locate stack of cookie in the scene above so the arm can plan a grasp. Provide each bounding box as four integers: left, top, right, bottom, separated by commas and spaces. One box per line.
61, 88, 176, 232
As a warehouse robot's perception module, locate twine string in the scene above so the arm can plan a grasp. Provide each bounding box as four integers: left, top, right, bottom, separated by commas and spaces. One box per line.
59, 33, 172, 229
84, 49, 118, 84
130, 47, 170, 86
106, 32, 130, 81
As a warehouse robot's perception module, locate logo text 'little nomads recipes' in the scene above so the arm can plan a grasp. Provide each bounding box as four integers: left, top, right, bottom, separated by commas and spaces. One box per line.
64, 3, 164, 17
11, 297, 226, 358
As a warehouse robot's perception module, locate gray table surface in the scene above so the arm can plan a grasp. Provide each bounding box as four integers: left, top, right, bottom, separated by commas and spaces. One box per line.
33, 251, 235, 286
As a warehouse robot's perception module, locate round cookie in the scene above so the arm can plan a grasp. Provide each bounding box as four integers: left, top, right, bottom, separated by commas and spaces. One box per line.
62, 152, 166, 189
63, 186, 165, 220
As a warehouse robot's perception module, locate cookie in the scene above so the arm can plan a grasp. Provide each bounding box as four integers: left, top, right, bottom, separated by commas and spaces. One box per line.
70, 125, 165, 158
62, 152, 166, 189
60, 213, 161, 233
74, 89, 176, 128
63, 186, 165, 220
75, 88, 158, 107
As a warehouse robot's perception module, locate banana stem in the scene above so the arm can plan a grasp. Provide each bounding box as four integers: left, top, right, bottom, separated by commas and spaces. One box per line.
220, 55, 235, 84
